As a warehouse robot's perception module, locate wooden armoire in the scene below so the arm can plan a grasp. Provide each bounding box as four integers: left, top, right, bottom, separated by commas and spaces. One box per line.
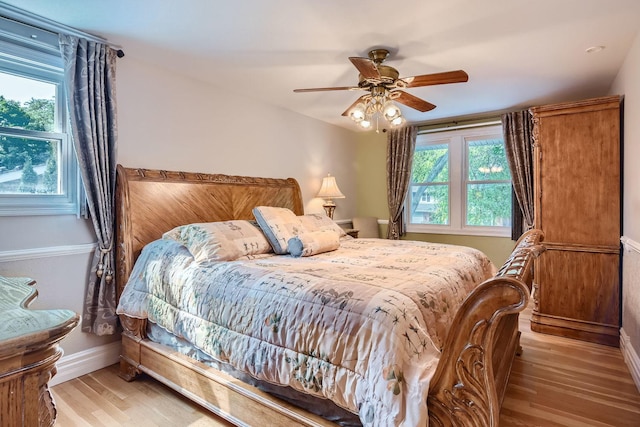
529, 95, 621, 347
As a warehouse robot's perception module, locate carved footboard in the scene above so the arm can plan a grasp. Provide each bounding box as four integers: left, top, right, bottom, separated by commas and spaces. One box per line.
427, 229, 544, 426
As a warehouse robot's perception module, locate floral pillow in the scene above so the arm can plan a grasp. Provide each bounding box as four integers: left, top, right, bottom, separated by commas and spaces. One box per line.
252, 206, 305, 254
162, 220, 272, 262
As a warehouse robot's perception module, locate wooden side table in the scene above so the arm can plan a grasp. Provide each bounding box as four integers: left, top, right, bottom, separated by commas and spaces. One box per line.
0, 276, 79, 427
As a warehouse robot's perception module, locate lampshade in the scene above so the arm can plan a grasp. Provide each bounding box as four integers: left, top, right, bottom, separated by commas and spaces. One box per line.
316, 174, 345, 199
316, 174, 345, 219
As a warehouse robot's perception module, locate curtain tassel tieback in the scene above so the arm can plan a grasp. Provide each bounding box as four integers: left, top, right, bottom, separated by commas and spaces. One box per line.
96, 244, 113, 285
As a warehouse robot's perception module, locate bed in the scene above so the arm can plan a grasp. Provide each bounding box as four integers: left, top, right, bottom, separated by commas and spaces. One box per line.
114, 164, 544, 427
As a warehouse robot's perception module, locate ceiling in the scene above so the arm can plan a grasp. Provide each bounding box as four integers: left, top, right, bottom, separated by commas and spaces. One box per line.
3, 0, 640, 131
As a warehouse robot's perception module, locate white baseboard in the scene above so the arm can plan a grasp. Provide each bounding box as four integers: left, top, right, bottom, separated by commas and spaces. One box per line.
50, 340, 121, 386
621, 328, 640, 393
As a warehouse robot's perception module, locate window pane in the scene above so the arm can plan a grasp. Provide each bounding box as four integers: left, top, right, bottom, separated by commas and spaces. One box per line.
0, 72, 56, 132
0, 135, 60, 195
409, 184, 449, 225
412, 143, 449, 183
467, 139, 511, 181
466, 183, 512, 226
0, 25, 78, 215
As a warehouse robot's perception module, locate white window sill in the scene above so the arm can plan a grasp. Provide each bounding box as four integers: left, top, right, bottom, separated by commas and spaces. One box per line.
406, 224, 511, 238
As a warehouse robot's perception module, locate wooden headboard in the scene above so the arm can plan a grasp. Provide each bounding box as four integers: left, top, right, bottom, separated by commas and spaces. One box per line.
114, 164, 304, 300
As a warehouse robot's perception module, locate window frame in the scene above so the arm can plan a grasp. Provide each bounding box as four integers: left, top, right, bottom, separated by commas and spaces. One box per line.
0, 21, 80, 216
406, 123, 511, 237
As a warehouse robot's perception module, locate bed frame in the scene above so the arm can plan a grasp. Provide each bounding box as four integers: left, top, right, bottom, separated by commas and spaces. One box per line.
115, 164, 544, 427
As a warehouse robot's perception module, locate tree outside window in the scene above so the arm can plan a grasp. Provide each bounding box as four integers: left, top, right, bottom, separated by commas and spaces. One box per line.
0, 76, 59, 195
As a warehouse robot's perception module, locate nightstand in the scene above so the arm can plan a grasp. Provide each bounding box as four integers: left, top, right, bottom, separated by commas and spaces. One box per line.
0, 276, 79, 427
346, 229, 359, 238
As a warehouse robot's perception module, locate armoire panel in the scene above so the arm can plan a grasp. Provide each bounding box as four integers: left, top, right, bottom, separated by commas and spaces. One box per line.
535, 105, 620, 246
534, 249, 619, 325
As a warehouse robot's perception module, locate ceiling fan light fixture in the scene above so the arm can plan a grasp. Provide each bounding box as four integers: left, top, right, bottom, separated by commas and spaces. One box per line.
390, 116, 405, 127
349, 103, 367, 122
382, 101, 401, 121
359, 119, 372, 129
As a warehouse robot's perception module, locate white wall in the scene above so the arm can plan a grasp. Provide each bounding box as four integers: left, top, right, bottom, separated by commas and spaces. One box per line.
117, 57, 358, 219
611, 28, 640, 380
0, 55, 358, 370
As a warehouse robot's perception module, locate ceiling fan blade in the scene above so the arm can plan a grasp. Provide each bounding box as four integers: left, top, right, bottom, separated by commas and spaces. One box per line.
293, 86, 362, 93
401, 70, 469, 88
393, 91, 436, 112
341, 95, 369, 116
349, 57, 380, 80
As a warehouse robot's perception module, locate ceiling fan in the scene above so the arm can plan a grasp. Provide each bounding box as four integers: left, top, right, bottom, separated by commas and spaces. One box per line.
293, 48, 468, 130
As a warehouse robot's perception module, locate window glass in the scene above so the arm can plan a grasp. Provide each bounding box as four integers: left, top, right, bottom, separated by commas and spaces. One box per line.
465, 139, 512, 227
406, 124, 512, 237
409, 143, 449, 225
0, 72, 61, 195
0, 22, 79, 215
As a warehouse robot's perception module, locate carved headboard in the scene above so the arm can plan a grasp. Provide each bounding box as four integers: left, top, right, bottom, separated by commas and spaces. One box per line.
114, 164, 304, 300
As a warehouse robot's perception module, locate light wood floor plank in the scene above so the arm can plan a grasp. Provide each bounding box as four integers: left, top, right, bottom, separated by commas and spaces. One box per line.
52, 306, 640, 426
500, 306, 640, 426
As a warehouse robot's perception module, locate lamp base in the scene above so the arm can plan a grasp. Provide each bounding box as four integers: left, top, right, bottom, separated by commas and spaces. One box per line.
322, 202, 336, 219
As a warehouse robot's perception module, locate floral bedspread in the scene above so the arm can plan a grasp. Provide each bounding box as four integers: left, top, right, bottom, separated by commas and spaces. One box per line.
117, 238, 495, 426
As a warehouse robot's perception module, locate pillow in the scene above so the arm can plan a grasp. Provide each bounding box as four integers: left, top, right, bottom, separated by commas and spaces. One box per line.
288, 230, 340, 257
253, 206, 306, 254
298, 213, 347, 237
162, 220, 272, 262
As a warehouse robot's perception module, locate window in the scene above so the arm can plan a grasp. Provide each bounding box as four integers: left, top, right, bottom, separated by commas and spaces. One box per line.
0, 17, 79, 215
406, 123, 512, 236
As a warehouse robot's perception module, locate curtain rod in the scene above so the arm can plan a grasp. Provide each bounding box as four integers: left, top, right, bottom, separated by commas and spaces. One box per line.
0, 2, 125, 57
418, 118, 502, 134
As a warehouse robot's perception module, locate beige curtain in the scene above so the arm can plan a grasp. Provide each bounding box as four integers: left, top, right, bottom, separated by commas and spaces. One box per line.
386, 126, 417, 239
501, 110, 534, 240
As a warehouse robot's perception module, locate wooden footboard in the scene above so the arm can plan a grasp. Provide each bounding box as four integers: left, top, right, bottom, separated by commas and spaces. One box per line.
427, 229, 544, 426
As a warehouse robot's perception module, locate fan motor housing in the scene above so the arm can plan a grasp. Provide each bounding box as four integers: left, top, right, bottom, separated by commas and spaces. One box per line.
358, 65, 399, 86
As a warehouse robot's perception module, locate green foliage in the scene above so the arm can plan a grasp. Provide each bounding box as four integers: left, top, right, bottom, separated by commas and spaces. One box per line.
466, 140, 511, 226
0, 96, 30, 128
23, 98, 54, 131
412, 144, 449, 183
467, 140, 511, 181
18, 156, 38, 193
410, 144, 450, 224
43, 149, 58, 193
0, 95, 57, 193
467, 183, 512, 226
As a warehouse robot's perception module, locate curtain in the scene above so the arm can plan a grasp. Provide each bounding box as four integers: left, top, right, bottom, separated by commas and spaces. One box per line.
60, 35, 119, 335
501, 110, 535, 240
386, 126, 418, 239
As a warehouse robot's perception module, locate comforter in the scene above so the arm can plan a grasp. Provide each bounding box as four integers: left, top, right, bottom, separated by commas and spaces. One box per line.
117, 238, 495, 426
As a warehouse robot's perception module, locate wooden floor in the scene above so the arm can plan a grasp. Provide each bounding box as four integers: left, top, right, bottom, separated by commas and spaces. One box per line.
52, 307, 640, 426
